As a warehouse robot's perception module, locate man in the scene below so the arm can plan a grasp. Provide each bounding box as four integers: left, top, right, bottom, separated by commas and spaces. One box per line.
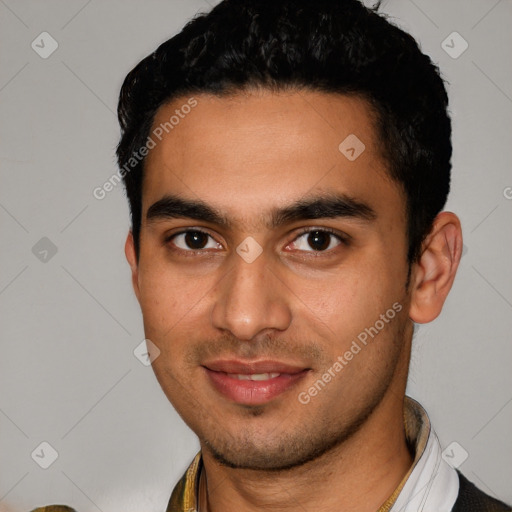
116, 0, 511, 510
33, 0, 509, 511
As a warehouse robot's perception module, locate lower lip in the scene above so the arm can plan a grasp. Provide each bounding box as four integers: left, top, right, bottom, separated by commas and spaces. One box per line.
204, 368, 309, 405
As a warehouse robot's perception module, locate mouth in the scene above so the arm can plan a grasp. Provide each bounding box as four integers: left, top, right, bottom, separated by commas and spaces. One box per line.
202, 359, 310, 405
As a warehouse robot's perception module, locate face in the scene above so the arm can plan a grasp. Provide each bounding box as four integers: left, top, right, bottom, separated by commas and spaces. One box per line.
127, 89, 414, 470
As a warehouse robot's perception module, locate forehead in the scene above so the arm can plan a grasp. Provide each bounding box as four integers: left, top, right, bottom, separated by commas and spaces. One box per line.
142, 89, 403, 230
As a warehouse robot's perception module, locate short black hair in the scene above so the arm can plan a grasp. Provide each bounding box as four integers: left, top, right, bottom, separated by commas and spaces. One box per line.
117, 0, 451, 267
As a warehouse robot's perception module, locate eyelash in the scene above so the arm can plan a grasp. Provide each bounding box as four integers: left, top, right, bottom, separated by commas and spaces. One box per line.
291, 227, 350, 252
164, 227, 350, 256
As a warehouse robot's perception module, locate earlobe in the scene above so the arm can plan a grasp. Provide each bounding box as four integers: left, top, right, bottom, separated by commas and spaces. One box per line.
409, 212, 463, 324
124, 230, 141, 302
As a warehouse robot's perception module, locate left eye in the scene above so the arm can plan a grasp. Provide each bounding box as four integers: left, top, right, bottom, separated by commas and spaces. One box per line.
289, 230, 343, 252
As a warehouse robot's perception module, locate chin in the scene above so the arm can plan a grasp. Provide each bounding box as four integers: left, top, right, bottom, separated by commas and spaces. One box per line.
201, 423, 354, 472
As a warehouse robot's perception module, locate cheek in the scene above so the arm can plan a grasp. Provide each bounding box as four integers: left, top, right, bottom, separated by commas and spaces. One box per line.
137, 262, 204, 335
301, 263, 403, 343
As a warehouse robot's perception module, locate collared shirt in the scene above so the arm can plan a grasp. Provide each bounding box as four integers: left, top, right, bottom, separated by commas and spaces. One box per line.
166, 396, 460, 512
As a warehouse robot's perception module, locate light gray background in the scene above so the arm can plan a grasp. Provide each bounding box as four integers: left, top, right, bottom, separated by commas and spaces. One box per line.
1, 1, 511, 510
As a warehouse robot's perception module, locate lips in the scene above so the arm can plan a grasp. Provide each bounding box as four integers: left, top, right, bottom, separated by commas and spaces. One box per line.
203, 359, 310, 405
227, 372, 280, 381
204, 359, 306, 375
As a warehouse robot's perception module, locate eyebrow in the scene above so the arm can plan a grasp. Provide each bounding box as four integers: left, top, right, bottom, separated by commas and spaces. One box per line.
146, 193, 377, 229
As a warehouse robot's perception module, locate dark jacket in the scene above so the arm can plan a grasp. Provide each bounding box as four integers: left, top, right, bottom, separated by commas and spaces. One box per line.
452, 471, 511, 511
29, 471, 512, 512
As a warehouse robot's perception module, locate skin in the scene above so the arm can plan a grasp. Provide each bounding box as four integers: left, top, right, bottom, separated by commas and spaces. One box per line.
125, 89, 463, 512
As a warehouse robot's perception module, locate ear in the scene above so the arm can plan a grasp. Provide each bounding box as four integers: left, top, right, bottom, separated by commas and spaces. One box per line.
409, 212, 463, 323
125, 230, 141, 303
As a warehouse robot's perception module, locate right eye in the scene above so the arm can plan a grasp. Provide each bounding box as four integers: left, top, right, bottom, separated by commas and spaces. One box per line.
167, 229, 223, 252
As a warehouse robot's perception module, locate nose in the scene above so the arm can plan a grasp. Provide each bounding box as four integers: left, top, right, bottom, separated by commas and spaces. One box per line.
210, 250, 292, 341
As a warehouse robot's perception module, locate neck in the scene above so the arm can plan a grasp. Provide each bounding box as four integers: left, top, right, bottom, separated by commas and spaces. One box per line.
201, 387, 413, 512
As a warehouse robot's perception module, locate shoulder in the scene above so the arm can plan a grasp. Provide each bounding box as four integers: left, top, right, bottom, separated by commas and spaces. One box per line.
452, 471, 511, 512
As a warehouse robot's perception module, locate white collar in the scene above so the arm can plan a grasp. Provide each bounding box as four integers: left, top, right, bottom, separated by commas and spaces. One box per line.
390, 397, 459, 512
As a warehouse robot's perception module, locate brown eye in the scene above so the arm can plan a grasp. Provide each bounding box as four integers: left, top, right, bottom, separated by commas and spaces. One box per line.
289, 228, 346, 253
307, 230, 332, 251
169, 230, 221, 251
184, 231, 209, 249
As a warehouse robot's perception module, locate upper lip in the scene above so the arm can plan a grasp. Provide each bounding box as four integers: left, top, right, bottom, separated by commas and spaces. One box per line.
203, 359, 308, 375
